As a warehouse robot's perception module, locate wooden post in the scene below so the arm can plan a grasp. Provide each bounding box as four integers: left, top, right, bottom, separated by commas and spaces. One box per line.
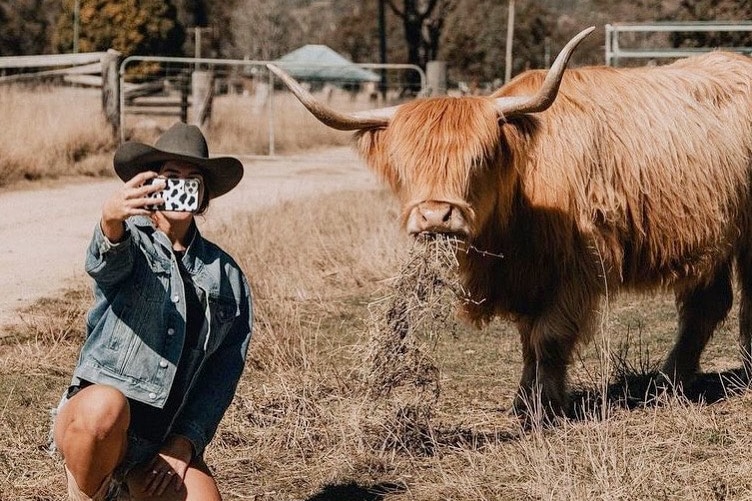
180, 73, 189, 123
101, 49, 121, 137
426, 60, 447, 95
505, 0, 515, 83
191, 70, 213, 127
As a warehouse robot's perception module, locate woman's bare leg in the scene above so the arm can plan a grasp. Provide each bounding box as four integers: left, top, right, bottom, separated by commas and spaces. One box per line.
53, 384, 130, 496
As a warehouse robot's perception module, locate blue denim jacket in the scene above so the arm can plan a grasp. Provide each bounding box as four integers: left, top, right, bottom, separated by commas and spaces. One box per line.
72, 216, 252, 457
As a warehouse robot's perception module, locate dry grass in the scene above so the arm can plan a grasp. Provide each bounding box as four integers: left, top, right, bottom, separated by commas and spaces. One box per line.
122, 92, 354, 158
364, 236, 465, 399
0, 85, 116, 187
206, 93, 353, 156
0, 84, 361, 190
3, 187, 752, 500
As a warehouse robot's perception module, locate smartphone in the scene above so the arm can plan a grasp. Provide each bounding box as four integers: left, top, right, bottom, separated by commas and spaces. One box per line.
146, 177, 201, 212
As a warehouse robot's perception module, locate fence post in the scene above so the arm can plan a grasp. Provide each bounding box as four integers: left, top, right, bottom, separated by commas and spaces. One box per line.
101, 49, 121, 137
426, 60, 447, 96
191, 70, 213, 127
179, 73, 189, 123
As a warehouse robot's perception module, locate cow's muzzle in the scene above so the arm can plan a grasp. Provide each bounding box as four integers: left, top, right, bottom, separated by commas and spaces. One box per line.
406, 201, 470, 237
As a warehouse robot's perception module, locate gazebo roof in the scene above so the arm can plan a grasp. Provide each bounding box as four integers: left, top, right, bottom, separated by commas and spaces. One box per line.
274, 45, 379, 83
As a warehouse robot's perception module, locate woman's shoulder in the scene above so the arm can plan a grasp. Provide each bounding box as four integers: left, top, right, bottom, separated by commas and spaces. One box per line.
197, 234, 245, 273
195, 235, 252, 299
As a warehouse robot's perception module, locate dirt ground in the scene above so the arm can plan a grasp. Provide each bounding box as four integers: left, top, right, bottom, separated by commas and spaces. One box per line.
0, 146, 378, 334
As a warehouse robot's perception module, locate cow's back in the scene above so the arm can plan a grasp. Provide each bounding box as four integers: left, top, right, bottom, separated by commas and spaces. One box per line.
499, 52, 752, 288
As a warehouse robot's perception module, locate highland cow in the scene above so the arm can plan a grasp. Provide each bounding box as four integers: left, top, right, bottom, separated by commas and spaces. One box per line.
268, 27, 752, 417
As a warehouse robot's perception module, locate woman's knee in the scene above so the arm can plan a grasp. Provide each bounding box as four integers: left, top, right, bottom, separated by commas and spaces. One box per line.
55, 385, 130, 445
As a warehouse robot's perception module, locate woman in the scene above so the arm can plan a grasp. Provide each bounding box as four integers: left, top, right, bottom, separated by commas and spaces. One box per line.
52, 122, 253, 501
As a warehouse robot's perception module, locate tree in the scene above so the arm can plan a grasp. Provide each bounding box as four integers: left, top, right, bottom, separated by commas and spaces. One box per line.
441, 0, 556, 86
229, 0, 303, 60
441, 0, 505, 84
323, 2, 405, 63
387, 0, 452, 91
668, 0, 752, 48
155, 0, 243, 59
387, 0, 451, 67
55, 0, 184, 56
0, 0, 60, 55
173, 0, 208, 56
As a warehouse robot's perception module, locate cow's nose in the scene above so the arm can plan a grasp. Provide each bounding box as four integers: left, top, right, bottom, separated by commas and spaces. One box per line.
420, 203, 453, 225
407, 201, 468, 235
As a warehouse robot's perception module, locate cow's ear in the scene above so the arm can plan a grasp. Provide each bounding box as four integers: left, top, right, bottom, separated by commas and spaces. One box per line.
355, 129, 400, 192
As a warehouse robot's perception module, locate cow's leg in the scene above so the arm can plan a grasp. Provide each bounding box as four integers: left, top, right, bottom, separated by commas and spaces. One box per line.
737, 253, 752, 375
513, 306, 592, 421
515, 326, 571, 420
662, 262, 732, 387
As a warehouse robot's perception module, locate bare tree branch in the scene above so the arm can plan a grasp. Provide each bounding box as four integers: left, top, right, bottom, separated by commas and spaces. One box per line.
385, 0, 403, 17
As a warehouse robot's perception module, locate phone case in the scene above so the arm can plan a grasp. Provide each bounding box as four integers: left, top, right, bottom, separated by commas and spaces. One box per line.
146, 177, 201, 212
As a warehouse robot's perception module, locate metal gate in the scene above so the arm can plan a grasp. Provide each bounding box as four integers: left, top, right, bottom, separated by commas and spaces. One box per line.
119, 56, 424, 157
605, 21, 752, 67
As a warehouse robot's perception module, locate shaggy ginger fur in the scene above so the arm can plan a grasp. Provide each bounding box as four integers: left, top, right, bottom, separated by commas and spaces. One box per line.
283, 48, 752, 420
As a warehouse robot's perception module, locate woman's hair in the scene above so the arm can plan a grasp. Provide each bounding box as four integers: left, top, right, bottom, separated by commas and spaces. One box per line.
196, 191, 210, 215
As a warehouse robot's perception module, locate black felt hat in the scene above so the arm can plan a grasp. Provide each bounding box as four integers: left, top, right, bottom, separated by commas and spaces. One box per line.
114, 122, 243, 198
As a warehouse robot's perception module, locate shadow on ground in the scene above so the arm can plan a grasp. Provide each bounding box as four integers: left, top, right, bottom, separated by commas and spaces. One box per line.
570, 366, 751, 420
303, 369, 750, 501
305, 482, 406, 501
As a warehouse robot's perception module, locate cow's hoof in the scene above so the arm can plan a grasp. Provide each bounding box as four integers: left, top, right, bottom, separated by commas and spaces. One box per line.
511, 394, 568, 429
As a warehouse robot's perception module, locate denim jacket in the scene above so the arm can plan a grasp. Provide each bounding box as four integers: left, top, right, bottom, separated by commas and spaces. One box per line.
73, 216, 252, 457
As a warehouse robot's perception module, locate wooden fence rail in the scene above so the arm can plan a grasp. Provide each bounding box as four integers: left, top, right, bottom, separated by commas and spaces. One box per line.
0, 50, 121, 135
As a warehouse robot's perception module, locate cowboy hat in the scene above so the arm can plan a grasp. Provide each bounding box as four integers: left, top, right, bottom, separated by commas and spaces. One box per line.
114, 122, 243, 198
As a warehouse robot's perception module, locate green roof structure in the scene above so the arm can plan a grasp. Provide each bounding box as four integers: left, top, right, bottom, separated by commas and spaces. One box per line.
274, 44, 380, 83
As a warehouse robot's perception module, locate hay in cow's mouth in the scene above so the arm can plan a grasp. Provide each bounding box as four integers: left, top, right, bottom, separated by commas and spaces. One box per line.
365, 234, 468, 397
359, 235, 470, 454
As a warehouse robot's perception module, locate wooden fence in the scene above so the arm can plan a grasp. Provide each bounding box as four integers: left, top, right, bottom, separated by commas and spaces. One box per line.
1, 50, 423, 151
0, 50, 204, 138
1, 50, 125, 135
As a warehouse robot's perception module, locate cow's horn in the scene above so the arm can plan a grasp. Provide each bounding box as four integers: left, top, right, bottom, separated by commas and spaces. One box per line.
494, 26, 595, 117
267, 64, 397, 131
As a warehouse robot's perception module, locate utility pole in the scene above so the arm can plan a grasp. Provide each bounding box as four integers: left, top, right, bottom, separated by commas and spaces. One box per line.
73, 0, 80, 53
505, 0, 515, 83
378, 0, 387, 101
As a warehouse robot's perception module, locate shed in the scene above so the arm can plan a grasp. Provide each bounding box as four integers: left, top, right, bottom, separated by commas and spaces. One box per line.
274, 45, 379, 83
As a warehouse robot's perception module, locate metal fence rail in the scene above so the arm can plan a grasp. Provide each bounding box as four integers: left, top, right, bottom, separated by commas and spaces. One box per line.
119, 55, 424, 156
605, 21, 752, 66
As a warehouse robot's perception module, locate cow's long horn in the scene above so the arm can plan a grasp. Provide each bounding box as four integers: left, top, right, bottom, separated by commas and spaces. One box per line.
494, 26, 595, 117
267, 64, 397, 131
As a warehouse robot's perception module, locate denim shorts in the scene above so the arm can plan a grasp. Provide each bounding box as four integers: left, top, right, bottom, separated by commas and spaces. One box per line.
49, 385, 163, 482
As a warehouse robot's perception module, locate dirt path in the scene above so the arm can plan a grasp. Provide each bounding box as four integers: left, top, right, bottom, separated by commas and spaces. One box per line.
0, 147, 378, 333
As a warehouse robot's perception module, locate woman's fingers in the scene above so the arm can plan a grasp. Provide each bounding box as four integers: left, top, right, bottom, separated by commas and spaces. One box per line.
144, 467, 165, 495
120, 176, 165, 213
154, 470, 175, 496
143, 468, 159, 493
125, 170, 159, 188
142, 465, 180, 496
128, 194, 163, 210
130, 179, 165, 199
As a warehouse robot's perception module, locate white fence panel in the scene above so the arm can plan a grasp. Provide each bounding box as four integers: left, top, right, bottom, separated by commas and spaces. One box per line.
119, 56, 425, 157
606, 21, 752, 66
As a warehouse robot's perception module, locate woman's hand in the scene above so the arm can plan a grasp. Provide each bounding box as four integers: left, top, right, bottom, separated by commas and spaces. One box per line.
101, 171, 164, 242
142, 435, 194, 496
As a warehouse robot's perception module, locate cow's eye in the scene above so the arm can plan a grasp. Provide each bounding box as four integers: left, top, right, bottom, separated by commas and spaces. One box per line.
471, 157, 488, 171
